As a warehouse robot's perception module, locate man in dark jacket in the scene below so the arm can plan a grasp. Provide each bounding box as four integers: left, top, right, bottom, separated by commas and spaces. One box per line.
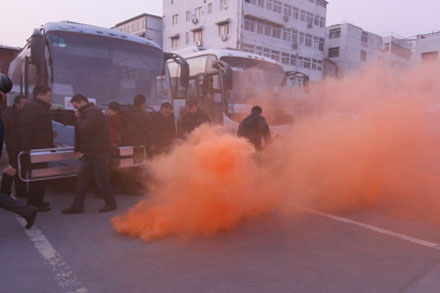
121, 95, 150, 147
150, 102, 176, 155
1, 95, 28, 198
177, 99, 211, 138
237, 106, 271, 150
106, 101, 122, 148
62, 94, 116, 214
21, 84, 54, 211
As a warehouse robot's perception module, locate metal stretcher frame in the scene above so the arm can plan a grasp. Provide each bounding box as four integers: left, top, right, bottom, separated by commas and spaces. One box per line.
17, 146, 147, 182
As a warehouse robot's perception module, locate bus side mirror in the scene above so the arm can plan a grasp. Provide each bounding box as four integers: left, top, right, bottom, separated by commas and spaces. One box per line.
223, 67, 233, 91
30, 29, 45, 66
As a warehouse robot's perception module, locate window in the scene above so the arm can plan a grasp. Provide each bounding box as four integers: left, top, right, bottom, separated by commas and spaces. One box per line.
320, 17, 325, 28
312, 59, 317, 70
263, 48, 270, 57
186, 11, 190, 21
328, 47, 340, 58
292, 30, 298, 44
283, 4, 292, 16
257, 20, 264, 34
299, 32, 305, 45
272, 26, 281, 39
264, 24, 271, 36
256, 46, 263, 55
266, 0, 272, 10
297, 57, 303, 67
306, 13, 313, 25
220, 0, 228, 10
282, 53, 290, 65
282, 28, 291, 42
195, 7, 202, 18
194, 31, 203, 43
273, 1, 282, 13
172, 14, 178, 25
290, 55, 297, 66
271, 50, 280, 62
314, 15, 320, 26
300, 10, 306, 21
305, 34, 312, 47
421, 52, 439, 63
257, 0, 264, 7
243, 43, 255, 53
303, 58, 311, 69
244, 18, 255, 32
219, 23, 229, 36
319, 38, 324, 51
208, 3, 213, 13
313, 36, 319, 49
171, 37, 179, 48
292, 7, 299, 19
384, 43, 390, 52
329, 28, 341, 39
361, 32, 368, 43
317, 60, 322, 71
361, 50, 367, 61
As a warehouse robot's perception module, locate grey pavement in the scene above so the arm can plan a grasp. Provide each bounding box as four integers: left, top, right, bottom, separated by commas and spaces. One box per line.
1, 182, 440, 293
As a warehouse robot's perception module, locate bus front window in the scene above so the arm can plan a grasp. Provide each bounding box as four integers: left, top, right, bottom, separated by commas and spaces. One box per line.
219, 56, 290, 125
48, 32, 164, 109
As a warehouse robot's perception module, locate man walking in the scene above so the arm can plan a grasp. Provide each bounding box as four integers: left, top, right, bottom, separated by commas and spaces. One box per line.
237, 106, 271, 150
150, 102, 176, 155
62, 94, 117, 214
1, 95, 28, 198
21, 84, 54, 212
177, 99, 211, 138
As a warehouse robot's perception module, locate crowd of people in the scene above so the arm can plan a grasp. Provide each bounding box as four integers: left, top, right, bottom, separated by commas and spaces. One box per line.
0, 77, 271, 228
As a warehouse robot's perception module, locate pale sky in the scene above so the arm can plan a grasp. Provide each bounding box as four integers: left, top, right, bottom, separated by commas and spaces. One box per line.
2, 0, 440, 48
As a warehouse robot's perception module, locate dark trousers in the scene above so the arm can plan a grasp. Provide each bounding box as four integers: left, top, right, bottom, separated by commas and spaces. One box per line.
0, 192, 35, 219
26, 162, 47, 206
73, 153, 116, 208
0, 151, 28, 197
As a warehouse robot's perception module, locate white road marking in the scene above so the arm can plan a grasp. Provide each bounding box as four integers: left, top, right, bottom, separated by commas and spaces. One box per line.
296, 206, 440, 251
15, 215, 87, 293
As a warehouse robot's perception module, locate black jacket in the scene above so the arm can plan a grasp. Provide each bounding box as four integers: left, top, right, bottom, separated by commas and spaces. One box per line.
20, 98, 54, 150
74, 103, 111, 154
121, 106, 150, 147
150, 111, 176, 153
237, 113, 271, 150
2, 106, 22, 155
177, 109, 211, 138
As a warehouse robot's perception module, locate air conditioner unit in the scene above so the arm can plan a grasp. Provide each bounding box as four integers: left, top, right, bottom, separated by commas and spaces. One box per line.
283, 15, 289, 22
192, 16, 199, 24
307, 23, 313, 29
221, 35, 229, 41
196, 40, 203, 47
292, 43, 298, 49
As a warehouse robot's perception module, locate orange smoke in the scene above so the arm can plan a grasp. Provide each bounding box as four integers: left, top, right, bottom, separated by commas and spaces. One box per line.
112, 126, 279, 242
113, 63, 440, 241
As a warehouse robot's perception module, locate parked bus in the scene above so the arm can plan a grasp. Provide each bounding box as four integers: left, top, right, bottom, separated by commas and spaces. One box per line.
168, 48, 298, 135
8, 21, 189, 181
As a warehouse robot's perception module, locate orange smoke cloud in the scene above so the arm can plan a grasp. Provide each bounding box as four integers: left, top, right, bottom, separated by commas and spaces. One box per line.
113, 63, 440, 241
112, 126, 279, 242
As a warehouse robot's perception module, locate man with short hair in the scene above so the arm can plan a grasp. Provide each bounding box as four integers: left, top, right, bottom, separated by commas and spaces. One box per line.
21, 84, 54, 212
62, 94, 116, 214
237, 106, 271, 150
150, 102, 176, 155
1, 95, 28, 198
121, 94, 150, 148
177, 99, 211, 138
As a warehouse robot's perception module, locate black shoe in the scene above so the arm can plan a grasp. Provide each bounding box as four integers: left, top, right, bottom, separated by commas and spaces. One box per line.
61, 206, 84, 214
25, 209, 37, 229
99, 204, 117, 213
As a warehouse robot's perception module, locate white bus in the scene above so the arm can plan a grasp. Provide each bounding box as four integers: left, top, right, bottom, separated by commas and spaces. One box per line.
8, 21, 189, 181
168, 48, 297, 135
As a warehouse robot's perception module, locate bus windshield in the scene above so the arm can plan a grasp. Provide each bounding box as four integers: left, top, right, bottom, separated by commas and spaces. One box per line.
47, 31, 164, 108
220, 56, 285, 106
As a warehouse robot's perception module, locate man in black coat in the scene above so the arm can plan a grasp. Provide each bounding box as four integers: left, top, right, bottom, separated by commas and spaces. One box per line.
0, 76, 37, 229
21, 84, 54, 211
1, 95, 28, 198
121, 94, 150, 148
177, 99, 211, 138
150, 102, 176, 155
62, 94, 116, 214
237, 106, 271, 150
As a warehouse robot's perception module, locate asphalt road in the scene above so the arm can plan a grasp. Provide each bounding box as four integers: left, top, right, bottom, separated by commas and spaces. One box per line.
1, 182, 440, 293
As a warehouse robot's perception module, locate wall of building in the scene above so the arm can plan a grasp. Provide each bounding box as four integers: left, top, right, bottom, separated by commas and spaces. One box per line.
413, 32, 440, 65
325, 23, 382, 78
113, 14, 163, 47
0, 46, 20, 74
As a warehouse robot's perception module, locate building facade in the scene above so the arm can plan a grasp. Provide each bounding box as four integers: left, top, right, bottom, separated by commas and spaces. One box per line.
324, 23, 383, 78
0, 45, 20, 74
412, 32, 440, 65
113, 13, 163, 47
163, 0, 328, 82
380, 35, 413, 71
